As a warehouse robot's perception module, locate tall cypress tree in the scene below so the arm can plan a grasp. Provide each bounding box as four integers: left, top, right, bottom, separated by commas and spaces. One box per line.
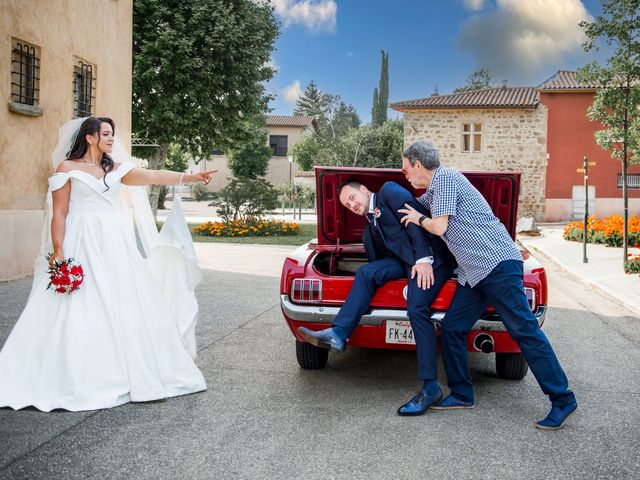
371, 88, 379, 125
371, 50, 389, 126
377, 50, 389, 124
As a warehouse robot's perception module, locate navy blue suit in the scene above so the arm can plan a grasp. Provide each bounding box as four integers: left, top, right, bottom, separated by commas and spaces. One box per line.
333, 182, 454, 380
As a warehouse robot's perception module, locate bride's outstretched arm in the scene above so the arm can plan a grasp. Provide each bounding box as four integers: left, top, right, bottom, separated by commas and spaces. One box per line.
50, 180, 71, 266
122, 168, 217, 187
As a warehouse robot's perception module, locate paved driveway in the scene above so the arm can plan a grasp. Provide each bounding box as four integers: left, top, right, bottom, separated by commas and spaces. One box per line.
1, 244, 639, 479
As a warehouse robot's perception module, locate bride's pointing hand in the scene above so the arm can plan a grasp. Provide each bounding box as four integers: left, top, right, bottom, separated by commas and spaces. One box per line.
187, 170, 217, 185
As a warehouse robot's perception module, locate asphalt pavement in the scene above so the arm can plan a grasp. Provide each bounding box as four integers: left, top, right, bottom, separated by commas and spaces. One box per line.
1, 230, 639, 479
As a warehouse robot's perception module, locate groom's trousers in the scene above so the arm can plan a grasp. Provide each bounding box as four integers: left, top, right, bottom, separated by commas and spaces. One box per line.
332, 256, 453, 380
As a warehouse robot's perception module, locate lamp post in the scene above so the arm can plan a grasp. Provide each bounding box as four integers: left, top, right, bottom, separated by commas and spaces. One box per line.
577, 156, 596, 263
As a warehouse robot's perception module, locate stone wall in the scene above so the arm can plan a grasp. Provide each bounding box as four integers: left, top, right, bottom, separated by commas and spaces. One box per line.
402, 106, 548, 220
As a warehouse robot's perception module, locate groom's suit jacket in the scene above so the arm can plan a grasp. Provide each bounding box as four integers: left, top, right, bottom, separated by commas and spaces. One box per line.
363, 182, 453, 270
333, 182, 454, 380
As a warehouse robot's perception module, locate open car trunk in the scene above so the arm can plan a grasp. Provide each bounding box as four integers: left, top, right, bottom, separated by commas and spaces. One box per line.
315, 166, 520, 250
309, 166, 521, 310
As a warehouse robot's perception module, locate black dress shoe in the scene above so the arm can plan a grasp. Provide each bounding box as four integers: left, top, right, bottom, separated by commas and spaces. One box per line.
297, 327, 346, 353
397, 389, 442, 416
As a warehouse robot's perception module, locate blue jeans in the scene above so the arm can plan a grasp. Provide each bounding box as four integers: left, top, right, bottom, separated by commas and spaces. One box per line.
440, 260, 576, 407
333, 257, 452, 381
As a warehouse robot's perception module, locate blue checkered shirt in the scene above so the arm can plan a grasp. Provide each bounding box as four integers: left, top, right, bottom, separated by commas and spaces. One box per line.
417, 166, 522, 287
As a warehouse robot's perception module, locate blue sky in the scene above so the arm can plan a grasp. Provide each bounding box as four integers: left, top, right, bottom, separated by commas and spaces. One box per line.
267, 0, 611, 122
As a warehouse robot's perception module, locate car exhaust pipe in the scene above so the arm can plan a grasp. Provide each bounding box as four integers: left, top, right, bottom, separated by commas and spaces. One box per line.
474, 333, 494, 353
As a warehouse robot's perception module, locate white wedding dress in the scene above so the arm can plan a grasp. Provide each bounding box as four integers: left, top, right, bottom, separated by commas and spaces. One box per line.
0, 163, 207, 412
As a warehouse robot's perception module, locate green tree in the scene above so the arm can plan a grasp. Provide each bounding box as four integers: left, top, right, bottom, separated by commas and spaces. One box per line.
332, 101, 361, 138
290, 135, 322, 171
226, 118, 272, 179
291, 120, 402, 170
210, 178, 278, 222
294, 81, 332, 138
341, 119, 403, 168
293, 135, 338, 170
578, 0, 640, 265
378, 50, 389, 124
165, 143, 190, 172
132, 0, 278, 214
372, 50, 389, 126
295, 82, 360, 141
371, 88, 380, 127
453, 67, 494, 93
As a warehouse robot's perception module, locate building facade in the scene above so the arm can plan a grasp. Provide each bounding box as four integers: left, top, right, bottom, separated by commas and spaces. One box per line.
189, 115, 318, 191
538, 70, 640, 221
1, 0, 133, 280
391, 86, 548, 220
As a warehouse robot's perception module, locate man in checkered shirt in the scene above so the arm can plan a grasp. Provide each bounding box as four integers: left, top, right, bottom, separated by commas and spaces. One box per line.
398, 139, 577, 430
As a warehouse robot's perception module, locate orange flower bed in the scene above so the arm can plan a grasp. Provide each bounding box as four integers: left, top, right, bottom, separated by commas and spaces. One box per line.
563, 215, 640, 248
192, 219, 301, 238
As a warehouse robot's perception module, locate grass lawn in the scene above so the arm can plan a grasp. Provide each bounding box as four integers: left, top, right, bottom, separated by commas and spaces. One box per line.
189, 222, 317, 246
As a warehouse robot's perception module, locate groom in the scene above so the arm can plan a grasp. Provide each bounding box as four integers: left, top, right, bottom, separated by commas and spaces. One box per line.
298, 180, 454, 415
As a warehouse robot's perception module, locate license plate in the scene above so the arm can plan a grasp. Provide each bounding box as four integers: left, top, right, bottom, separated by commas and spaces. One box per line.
385, 320, 415, 345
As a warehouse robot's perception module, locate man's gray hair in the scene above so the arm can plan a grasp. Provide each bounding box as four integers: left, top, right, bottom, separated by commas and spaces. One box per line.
403, 140, 440, 170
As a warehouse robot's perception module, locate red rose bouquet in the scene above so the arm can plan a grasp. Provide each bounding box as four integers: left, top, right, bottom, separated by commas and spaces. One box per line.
45, 254, 84, 294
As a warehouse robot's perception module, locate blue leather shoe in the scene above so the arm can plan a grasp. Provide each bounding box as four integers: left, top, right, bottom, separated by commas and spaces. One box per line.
535, 403, 577, 430
297, 327, 346, 353
430, 393, 476, 410
397, 389, 442, 416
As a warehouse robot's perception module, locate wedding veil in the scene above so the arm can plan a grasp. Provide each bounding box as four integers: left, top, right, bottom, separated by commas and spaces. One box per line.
36, 118, 159, 282
36, 117, 202, 359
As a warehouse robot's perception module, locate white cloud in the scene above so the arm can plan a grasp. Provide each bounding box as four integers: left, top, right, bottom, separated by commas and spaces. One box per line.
458, 0, 592, 80
282, 80, 303, 104
345, 51, 354, 59
271, 0, 337, 34
464, 0, 485, 11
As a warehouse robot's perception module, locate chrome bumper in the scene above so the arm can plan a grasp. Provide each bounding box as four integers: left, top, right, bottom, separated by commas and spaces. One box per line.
280, 294, 546, 332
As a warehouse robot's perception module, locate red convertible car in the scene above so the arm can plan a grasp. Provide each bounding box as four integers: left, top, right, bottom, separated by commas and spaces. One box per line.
280, 166, 547, 380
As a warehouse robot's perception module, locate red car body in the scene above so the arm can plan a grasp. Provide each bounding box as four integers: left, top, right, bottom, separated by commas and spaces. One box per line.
280, 167, 547, 379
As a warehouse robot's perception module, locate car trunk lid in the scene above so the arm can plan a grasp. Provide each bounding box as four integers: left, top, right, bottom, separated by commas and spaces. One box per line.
314, 165, 520, 248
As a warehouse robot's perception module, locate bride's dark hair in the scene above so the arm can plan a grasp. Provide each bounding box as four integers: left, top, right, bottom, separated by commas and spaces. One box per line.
66, 117, 116, 190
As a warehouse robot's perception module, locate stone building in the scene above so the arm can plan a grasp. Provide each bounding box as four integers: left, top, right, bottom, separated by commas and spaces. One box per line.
188, 115, 319, 192
1, 0, 133, 280
391, 86, 547, 220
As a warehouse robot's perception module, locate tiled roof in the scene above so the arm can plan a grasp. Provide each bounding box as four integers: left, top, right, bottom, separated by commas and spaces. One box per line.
537, 70, 595, 91
391, 86, 539, 110
266, 115, 318, 129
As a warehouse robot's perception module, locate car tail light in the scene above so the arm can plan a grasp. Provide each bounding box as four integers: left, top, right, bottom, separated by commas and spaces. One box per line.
524, 287, 536, 311
291, 278, 322, 303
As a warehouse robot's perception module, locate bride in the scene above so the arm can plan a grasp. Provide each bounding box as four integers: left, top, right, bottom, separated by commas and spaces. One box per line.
0, 117, 214, 412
